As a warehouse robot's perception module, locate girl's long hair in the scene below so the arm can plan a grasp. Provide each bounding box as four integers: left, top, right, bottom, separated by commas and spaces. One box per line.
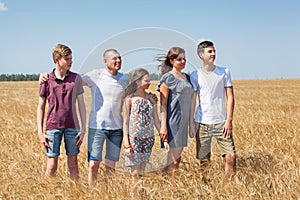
124, 68, 149, 97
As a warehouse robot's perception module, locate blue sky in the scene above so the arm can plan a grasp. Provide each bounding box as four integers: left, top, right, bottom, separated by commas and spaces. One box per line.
0, 0, 299, 80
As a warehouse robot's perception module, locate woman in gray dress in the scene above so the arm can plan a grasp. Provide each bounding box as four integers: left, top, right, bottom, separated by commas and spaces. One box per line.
158, 47, 194, 179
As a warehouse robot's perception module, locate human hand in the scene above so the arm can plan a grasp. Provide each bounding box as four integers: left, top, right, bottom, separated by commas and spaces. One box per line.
159, 128, 168, 142
39, 73, 49, 84
124, 146, 132, 157
149, 92, 158, 104
76, 131, 85, 147
223, 121, 233, 139
38, 132, 51, 150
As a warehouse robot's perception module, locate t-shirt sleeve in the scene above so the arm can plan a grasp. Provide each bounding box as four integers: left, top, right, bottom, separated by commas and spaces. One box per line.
81, 72, 93, 87
120, 74, 129, 88
39, 81, 48, 97
224, 68, 233, 87
190, 71, 198, 91
82, 69, 100, 87
158, 73, 177, 91
75, 74, 84, 95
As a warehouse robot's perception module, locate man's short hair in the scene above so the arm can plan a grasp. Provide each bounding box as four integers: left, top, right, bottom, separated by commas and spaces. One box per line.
103, 49, 119, 58
197, 41, 214, 54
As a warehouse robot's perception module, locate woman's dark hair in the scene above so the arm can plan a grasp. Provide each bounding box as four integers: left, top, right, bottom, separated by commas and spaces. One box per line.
157, 47, 185, 74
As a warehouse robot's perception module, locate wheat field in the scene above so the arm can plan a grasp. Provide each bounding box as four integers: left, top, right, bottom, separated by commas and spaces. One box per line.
0, 79, 299, 199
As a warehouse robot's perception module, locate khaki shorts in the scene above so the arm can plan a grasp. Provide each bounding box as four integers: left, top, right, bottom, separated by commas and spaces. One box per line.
195, 122, 236, 159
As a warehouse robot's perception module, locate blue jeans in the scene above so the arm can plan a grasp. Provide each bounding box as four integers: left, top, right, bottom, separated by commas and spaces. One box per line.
88, 128, 123, 162
45, 128, 80, 157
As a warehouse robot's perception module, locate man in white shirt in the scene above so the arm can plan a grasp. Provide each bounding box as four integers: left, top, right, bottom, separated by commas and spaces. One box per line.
189, 41, 236, 181
82, 49, 129, 186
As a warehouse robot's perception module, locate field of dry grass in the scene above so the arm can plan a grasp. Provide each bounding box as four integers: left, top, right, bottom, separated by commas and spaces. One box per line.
0, 79, 299, 199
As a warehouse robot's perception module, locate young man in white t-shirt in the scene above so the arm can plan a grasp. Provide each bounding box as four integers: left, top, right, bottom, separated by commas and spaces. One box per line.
189, 41, 236, 181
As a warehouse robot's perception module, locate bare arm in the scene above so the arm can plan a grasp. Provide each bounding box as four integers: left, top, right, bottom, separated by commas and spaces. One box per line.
122, 97, 132, 156
159, 83, 169, 142
37, 96, 50, 150
223, 87, 235, 138
189, 92, 197, 138
152, 101, 161, 132
148, 93, 161, 132
76, 93, 86, 147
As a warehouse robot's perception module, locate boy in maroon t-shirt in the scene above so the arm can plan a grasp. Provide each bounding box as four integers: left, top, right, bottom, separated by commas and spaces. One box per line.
37, 44, 86, 180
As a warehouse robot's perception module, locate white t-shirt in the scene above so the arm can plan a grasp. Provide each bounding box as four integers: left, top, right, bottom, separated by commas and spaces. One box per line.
82, 69, 129, 130
190, 66, 233, 124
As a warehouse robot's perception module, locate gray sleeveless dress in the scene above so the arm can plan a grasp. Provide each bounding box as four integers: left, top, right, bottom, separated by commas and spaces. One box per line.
158, 72, 193, 148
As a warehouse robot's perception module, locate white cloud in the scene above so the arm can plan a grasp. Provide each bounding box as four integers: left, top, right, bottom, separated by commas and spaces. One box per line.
0, 2, 8, 12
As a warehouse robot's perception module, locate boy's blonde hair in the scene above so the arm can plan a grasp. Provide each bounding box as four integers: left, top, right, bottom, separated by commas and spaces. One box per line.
52, 44, 72, 63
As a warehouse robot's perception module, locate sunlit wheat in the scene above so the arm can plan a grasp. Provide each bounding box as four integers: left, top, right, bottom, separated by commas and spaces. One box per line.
0, 79, 299, 199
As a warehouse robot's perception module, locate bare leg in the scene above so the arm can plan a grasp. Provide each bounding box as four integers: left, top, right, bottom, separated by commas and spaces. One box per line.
88, 160, 100, 186
104, 159, 116, 177
174, 156, 181, 170
46, 156, 58, 177
138, 162, 147, 197
225, 154, 236, 178
139, 162, 146, 173
130, 163, 147, 198
165, 147, 183, 181
67, 155, 79, 180
130, 165, 140, 181
200, 153, 211, 184
128, 164, 140, 198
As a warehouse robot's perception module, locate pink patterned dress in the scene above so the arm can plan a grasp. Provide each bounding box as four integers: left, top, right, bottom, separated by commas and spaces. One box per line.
125, 94, 155, 167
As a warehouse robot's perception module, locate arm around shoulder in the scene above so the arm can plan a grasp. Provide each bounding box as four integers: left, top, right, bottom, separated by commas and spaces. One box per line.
38, 73, 49, 84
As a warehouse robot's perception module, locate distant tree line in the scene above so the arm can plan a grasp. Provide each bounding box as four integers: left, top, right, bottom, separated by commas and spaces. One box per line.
0, 74, 40, 81
125, 73, 161, 81
0, 73, 162, 81
124, 72, 190, 80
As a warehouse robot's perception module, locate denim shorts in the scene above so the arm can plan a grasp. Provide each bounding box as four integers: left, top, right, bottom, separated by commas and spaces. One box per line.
88, 128, 123, 162
45, 128, 80, 157
195, 122, 236, 159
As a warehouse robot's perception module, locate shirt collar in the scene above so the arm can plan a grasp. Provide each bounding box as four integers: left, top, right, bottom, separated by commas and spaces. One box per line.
52, 68, 70, 80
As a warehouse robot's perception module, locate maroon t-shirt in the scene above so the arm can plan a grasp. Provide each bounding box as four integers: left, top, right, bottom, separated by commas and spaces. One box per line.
39, 70, 84, 130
